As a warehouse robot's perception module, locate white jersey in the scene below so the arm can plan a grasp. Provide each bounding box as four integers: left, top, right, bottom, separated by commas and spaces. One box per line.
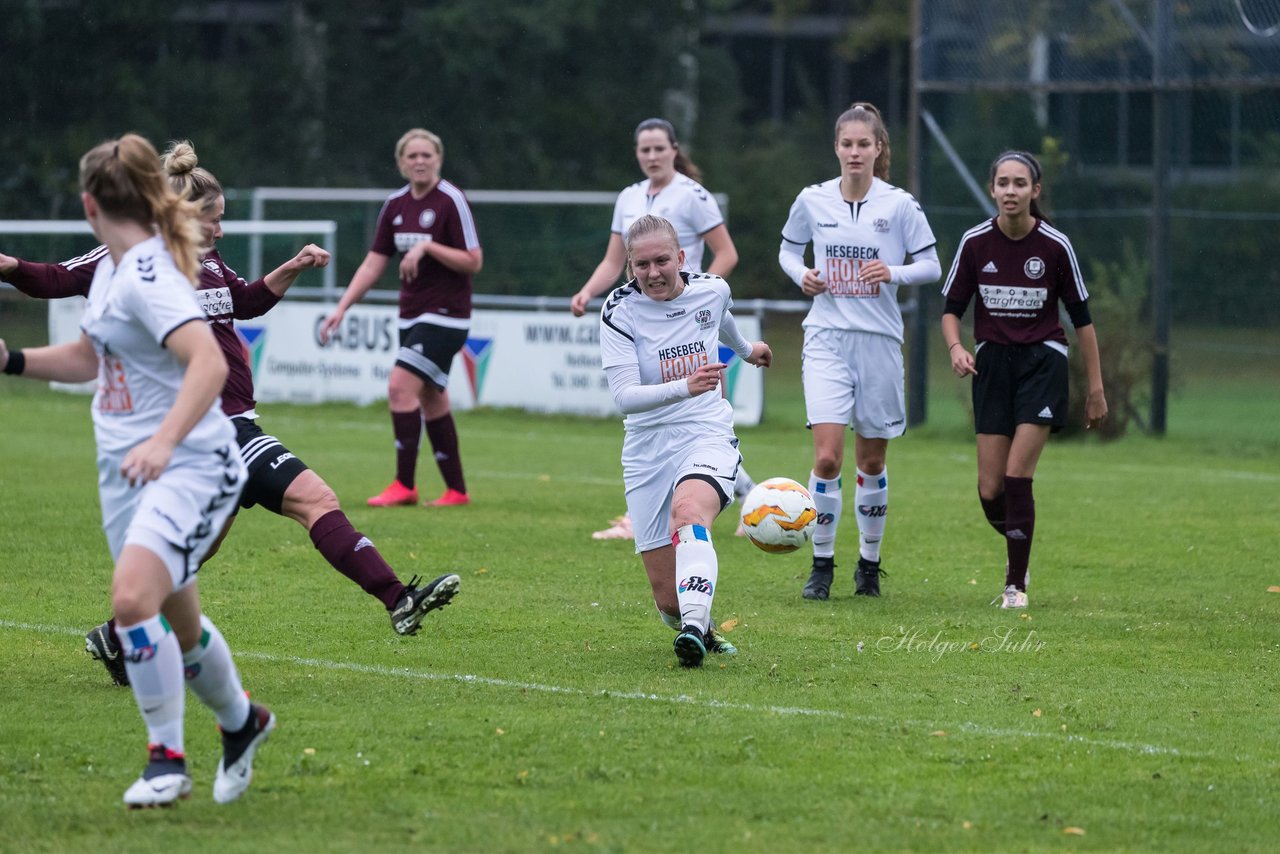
781, 176, 936, 343
611, 175, 725, 273
599, 272, 737, 432
80, 235, 233, 455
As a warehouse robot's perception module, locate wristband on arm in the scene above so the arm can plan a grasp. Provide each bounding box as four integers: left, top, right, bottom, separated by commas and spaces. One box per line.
3, 350, 25, 375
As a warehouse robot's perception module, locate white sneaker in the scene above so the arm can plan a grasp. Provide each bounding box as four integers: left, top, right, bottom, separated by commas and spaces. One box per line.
999, 584, 1028, 609
123, 745, 192, 808
214, 704, 276, 804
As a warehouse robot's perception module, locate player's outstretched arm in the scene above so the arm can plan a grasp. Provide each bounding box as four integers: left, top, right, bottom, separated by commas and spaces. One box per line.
319, 251, 390, 344
1, 334, 98, 383
263, 243, 331, 298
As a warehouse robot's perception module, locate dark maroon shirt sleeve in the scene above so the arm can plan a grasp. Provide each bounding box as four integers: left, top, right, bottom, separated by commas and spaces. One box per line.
7, 258, 95, 299
216, 256, 283, 320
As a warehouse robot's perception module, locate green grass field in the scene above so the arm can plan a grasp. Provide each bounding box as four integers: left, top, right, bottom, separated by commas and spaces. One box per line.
1, 318, 1278, 852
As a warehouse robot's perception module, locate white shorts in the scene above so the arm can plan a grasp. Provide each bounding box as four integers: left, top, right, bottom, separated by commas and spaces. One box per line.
98, 442, 247, 590
621, 423, 741, 553
801, 327, 906, 439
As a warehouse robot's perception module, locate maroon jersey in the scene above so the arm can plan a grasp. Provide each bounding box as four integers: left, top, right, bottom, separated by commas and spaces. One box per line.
6, 245, 279, 417
370, 180, 481, 324
941, 218, 1088, 346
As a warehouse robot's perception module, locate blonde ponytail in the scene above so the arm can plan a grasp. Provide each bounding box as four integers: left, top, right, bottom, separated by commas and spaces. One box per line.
79, 133, 205, 284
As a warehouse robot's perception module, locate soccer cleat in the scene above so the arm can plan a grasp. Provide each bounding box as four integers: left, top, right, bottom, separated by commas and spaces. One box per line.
390, 573, 461, 635
213, 704, 276, 804
854, 558, 887, 597
425, 488, 470, 507
367, 480, 419, 507
591, 513, 634, 541
704, 626, 738, 656
998, 585, 1028, 609
123, 744, 192, 808
85, 622, 129, 687
674, 626, 707, 668
802, 557, 835, 600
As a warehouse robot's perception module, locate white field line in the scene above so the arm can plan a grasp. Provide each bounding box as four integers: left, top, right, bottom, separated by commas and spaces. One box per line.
3, 618, 1200, 759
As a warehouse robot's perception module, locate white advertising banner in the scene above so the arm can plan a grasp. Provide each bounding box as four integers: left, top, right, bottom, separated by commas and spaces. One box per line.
234, 303, 765, 424
47, 300, 763, 423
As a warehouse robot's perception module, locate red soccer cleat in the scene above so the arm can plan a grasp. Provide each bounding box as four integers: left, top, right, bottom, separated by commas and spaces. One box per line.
367, 480, 419, 507
425, 488, 470, 507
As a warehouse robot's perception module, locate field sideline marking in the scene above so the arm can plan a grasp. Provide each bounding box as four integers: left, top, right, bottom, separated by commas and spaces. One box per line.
3, 618, 1196, 759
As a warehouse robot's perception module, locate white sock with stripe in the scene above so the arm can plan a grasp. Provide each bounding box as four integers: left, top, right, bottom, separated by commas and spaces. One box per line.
855, 468, 888, 563
674, 524, 718, 634
182, 615, 251, 731
118, 614, 186, 753
809, 472, 842, 560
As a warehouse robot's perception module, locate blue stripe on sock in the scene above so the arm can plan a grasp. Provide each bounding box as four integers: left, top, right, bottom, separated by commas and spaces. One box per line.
691, 524, 709, 542
127, 626, 151, 649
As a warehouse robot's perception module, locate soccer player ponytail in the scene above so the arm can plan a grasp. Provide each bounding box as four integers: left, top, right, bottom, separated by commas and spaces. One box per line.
835, 102, 891, 181
80, 133, 204, 284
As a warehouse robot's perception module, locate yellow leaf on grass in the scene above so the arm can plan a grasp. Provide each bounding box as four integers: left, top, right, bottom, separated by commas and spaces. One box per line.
1063, 827, 1086, 835
968, 579, 977, 585
496, 728, 505, 735
962, 821, 972, 829
538, 474, 551, 482
476, 567, 489, 575
1268, 586, 1280, 593
719, 618, 739, 632
1033, 709, 1042, 717
930, 730, 947, 737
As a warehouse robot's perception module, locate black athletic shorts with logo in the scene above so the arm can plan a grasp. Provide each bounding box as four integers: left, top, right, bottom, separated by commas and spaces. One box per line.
972, 342, 1069, 436
395, 322, 468, 389
232, 416, 311, 513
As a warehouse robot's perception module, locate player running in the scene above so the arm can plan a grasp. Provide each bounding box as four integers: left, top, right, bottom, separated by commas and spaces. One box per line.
1, 141, 460, 688
941, 150, 1107, 609
599, 214, 771, 667
571, 117, 759, 540
778, 102, 942, 600
2, 133, 272, 806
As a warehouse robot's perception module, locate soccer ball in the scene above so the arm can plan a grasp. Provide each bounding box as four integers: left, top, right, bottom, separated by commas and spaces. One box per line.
739, 477, 817, 554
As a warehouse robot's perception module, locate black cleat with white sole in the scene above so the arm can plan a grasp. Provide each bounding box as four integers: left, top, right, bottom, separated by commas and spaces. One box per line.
390, 573, 461, 636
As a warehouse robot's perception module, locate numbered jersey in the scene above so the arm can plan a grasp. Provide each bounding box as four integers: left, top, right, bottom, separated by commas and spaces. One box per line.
599, 272, 736, 433
611, 175, 725, 273
80, 236, 232, 454
781, 176, 936, 343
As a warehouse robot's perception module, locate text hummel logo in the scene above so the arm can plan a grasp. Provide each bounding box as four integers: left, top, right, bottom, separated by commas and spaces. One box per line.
1039, 406, 1053, 418
982, 261, 998, 273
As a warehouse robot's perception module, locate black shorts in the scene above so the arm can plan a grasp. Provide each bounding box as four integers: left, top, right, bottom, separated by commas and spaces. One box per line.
395, 322, 468, 388
233, 416, 310, 514
972, 342, 1069, 436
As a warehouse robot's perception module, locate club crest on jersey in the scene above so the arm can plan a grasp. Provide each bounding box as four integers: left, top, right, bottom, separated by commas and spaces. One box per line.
202, 259, 224, 277
1024, 257, 1046, 279
419, 209, 437, 229
695, 309, 713, 329
873, 217, 890, 233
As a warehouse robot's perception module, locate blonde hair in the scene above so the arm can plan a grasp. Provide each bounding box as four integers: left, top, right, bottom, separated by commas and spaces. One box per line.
162, 140, 224, 215
79, 133, 204, 284
835, 102, 891, 181
396, 128, 443, 162
624, 214, 679, 256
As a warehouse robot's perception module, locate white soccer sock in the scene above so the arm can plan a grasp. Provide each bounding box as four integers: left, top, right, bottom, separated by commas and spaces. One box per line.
182, 615, 251, 732
809, 471, 842, 559
855, 468, 888, 563
674, 524, 718, 633
118, 614, 186, 754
